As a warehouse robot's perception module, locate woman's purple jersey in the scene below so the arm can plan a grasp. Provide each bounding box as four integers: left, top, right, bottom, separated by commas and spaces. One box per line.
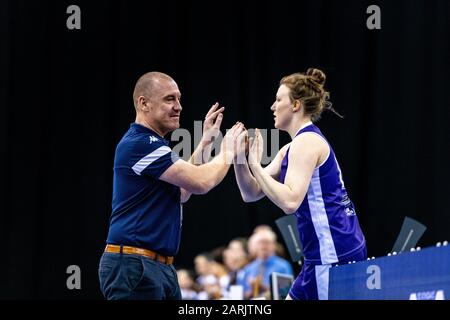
279, 122, 366, 265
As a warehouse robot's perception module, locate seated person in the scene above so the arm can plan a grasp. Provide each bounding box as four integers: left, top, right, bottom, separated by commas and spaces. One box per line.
237, 229, 293, 299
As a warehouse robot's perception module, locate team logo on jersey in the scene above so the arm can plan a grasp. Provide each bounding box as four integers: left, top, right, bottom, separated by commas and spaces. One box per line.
345, 207, 355, 216
149, 136, 159, 144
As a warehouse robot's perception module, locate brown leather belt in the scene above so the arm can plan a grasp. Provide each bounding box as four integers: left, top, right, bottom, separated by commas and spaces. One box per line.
105, 244, 174, 265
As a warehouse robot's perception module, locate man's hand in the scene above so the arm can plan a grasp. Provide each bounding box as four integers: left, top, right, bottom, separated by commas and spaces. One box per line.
234, 122, 249, 164
221, 122, 246, 163
202, 102, 224, 146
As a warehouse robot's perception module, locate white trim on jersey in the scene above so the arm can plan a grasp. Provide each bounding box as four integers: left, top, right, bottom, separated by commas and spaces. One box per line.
180, 203, 183, 228
315, 264, 331, 300
334, 155, 346, 188
132, 146, 171, 175
293, 121, 313, 137
307, 169, 338, 264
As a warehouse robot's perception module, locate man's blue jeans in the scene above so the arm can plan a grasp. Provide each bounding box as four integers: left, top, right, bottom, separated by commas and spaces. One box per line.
98, 252, 181, 300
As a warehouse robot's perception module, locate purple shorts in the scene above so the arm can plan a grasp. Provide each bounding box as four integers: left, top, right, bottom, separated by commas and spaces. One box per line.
289, 246, 367, 300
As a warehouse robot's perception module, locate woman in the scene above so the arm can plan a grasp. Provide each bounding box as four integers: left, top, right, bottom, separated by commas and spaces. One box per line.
233, 68, 366, 300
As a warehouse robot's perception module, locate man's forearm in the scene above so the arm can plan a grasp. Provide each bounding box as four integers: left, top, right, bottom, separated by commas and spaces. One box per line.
194, 150, 233, 194
181, 140, 214, 202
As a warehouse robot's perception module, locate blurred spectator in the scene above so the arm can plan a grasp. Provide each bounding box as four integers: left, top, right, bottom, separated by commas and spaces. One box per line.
198, 274, 222, 300
250, 225, 288, 260
223, 238, 249, 285
194, 252, 213, 288
222, 238, 249, 299
194, 249, 230, 299
177, 269, 198, 300
210, 245, 226, 265
237, 229, 293, 299
252, 224, 273, 234
210, 259, 230, 291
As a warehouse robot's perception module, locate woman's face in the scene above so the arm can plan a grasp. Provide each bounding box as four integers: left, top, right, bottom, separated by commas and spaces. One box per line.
271, 84, 293, 130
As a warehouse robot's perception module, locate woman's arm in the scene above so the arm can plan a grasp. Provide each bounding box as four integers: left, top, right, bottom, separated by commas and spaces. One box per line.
233, 143, 289, 202
248, 129, 326, 214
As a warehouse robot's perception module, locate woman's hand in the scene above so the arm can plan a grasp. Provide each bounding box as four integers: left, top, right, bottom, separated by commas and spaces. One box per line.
248, 128, 264, 165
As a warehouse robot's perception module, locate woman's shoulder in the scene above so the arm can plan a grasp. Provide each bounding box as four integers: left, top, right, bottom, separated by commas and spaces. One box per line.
292, 131, 328, 148
289, 132, 330, 163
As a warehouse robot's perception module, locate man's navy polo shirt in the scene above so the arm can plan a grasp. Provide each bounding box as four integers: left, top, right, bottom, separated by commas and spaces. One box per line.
107, 123, 182, 256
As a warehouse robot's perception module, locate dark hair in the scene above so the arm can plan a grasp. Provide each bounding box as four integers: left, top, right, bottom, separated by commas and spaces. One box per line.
230, 237, 249, 255
280, 68, 343, 121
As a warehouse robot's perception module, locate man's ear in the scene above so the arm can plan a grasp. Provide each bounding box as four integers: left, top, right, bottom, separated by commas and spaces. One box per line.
138, 96, 150, 112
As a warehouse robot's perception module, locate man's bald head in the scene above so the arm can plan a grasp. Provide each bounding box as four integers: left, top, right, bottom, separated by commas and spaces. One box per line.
132, 72, 175, 109
254, 229, 277, 244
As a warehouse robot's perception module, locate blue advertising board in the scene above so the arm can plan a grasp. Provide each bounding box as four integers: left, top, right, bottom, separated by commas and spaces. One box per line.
329, 245, 450, 300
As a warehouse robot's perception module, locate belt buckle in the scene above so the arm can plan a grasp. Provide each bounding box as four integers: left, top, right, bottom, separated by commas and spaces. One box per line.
157, 254, 168, 264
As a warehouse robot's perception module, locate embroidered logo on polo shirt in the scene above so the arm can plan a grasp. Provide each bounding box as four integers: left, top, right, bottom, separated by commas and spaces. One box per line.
149, 136, 159, 144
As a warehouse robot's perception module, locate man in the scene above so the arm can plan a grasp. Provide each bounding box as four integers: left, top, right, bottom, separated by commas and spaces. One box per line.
237, 229, 293, 299
98, 71, 244, 300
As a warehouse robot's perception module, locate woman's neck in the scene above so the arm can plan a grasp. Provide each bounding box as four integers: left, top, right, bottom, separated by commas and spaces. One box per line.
287, 118, 312, 139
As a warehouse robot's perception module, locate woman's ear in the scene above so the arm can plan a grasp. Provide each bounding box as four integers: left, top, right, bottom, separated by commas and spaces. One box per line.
293, 100, 301, 112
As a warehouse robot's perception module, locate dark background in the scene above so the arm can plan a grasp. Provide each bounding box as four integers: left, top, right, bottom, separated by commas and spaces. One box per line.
0, 0, 448, 299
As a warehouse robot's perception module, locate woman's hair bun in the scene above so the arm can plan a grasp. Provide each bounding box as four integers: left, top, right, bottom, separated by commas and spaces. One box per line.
306, 68, 326, 86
